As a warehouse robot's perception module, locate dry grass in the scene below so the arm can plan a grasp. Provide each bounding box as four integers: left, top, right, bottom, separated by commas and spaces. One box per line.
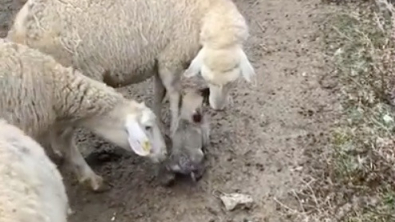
275, 0, 395, 221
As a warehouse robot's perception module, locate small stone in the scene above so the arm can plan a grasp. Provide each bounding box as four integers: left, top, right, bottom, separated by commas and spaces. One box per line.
383, 114, 393, 124
219, 193, 254, 211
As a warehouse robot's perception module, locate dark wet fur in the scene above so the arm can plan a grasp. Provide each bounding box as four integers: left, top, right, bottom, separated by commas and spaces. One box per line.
157, 89, 209, 186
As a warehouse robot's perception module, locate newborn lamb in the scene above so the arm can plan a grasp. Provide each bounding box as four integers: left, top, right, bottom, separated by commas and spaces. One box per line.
158, 89, 210, 185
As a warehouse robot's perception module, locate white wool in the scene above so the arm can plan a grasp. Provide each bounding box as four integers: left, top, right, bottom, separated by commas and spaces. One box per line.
0, 119, 69, 222
7, 0, 256, 125
0, 39, 166, 191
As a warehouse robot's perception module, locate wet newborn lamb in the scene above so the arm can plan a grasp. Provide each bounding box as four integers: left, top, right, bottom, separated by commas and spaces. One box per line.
158, 89, 210, 185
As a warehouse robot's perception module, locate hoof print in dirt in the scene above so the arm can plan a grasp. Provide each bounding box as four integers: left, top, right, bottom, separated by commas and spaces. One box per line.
219, 193, 254, 211
84, 149, 126, 167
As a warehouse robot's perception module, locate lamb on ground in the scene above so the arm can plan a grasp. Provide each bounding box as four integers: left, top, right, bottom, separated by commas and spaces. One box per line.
0, 119, 70, 222
157, 89, 210, 186
7, 0, 256, 134
0, 39, 167, 192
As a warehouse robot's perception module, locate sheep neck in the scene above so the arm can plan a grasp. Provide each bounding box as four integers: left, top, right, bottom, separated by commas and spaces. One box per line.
52, 66, 124, 122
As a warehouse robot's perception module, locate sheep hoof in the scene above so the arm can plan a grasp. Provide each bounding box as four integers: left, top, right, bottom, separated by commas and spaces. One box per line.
79, 175, 110, 193
92, 180, 111, 193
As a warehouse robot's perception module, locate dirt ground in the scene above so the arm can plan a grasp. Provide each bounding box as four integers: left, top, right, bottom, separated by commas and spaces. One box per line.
0, 0, 339, 221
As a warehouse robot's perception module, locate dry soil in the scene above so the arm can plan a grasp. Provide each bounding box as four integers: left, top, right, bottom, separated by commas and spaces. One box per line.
0, 0, 338, 221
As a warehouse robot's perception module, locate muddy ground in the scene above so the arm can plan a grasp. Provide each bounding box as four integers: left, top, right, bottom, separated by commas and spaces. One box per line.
0, 0, 339, 221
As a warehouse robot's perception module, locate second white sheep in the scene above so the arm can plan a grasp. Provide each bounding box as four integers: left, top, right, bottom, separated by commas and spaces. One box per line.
0, 39, 167, 192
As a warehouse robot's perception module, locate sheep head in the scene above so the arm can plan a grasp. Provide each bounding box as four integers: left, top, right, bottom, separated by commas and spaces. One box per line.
184, 45, 255, 110
85, 100, 168, 163
124, 101, 168, 163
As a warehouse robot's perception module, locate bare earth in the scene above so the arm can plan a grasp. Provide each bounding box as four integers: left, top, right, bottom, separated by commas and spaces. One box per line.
0, 0, 339, 221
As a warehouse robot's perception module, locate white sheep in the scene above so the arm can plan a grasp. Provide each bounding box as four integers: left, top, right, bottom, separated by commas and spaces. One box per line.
0, 119, 70, 222
0, 39, 167, 192
7, 0, 256, 133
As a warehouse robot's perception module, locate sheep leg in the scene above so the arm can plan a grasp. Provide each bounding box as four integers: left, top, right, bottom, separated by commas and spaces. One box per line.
158, 61, 183, 133
37, 132, 65, 166
57, 127, 108, 192
153, 72, 167, 132
47, 133, 63, 157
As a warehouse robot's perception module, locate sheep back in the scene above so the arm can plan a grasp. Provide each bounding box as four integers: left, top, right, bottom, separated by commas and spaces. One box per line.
7, 0, 247, 87
0, 38, 58, 139
0, 119, 69, 222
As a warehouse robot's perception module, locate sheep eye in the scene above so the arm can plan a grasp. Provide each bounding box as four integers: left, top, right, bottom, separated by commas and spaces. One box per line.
145, 126, 152, 131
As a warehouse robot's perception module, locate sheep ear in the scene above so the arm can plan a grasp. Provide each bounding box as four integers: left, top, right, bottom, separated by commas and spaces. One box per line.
125, 116, 151, 156
184, 48, 205, 78
239, 49, 256, 83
